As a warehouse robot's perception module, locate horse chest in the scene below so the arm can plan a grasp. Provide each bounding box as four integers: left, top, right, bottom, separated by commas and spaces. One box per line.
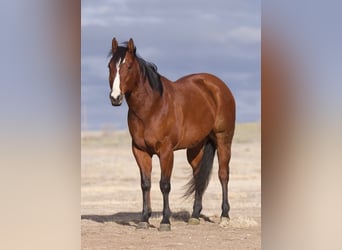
131, 126, 164, 154
128, 109, 176, 153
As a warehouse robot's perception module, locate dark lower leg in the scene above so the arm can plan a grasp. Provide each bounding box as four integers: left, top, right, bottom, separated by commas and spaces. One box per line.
141, 176, 152, 222
217, 142, 231, 218
220, 179, 230, 218
160, 179, 171, 224
132, 145, 152, 224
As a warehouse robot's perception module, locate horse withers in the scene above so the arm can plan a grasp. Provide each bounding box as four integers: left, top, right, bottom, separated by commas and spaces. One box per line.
107, 38, 235, 231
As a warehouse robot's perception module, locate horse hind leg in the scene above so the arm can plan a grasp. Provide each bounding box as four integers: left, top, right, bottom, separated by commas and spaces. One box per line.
215, 133, 232, 220
186, 143, 204, 224
185, 140, 216, 224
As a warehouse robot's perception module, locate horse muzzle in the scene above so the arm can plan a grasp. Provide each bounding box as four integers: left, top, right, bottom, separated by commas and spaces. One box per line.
109, 93, 123, 106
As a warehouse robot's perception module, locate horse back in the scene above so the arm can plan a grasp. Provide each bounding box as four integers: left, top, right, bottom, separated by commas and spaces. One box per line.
173, 73, 235, 122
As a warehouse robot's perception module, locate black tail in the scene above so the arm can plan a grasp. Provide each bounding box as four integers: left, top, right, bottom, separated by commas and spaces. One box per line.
184, 140, 216, 198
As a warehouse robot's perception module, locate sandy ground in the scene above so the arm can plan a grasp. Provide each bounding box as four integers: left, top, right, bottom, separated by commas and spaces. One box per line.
81, 123, 260, 249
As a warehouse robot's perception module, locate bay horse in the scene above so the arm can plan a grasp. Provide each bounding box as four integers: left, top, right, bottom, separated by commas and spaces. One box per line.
108, 38, 235, 231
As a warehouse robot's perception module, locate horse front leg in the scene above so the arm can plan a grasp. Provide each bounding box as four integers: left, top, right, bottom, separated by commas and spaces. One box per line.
158, 147, 174, 231
132, 143, 152, 229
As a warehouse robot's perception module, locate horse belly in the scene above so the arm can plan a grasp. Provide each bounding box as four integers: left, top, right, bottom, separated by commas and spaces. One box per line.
173, 94, 215, 148
177, 114, 214, 149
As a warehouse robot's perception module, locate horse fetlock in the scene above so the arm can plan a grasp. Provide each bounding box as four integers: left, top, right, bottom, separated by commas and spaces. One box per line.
221, 202, 230, 217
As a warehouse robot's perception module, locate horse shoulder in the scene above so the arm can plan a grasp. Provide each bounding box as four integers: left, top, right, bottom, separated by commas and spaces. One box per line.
127, 110, 147, 150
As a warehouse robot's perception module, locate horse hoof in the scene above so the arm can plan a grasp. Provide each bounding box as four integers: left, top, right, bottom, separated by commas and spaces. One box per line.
136, 222, 149, 229
219, 216, 230, 227
188, 217, 200, 225
158, 223, 171, 231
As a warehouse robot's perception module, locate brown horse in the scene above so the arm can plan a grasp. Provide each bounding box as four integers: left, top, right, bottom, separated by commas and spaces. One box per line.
108, 38, 235, 231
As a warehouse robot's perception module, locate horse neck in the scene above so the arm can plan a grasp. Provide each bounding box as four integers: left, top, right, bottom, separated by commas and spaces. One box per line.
126, 76, 163, 118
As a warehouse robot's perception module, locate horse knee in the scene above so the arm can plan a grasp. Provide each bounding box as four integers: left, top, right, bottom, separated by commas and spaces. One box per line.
141, 177, 151, 191
159, 180, 171, 193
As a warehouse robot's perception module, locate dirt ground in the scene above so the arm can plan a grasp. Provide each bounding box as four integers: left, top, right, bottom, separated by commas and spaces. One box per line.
81, 123, 260, 249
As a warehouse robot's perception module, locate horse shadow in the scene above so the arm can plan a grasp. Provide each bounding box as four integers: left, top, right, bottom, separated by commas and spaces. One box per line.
81, 210, 214, 228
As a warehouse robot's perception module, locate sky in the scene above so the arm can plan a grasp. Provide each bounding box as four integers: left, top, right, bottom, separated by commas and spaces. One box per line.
81, 0, 260, 130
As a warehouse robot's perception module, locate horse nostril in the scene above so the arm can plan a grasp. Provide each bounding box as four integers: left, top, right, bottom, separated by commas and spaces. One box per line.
109, 92, 123, 106
109, 92, 116, 103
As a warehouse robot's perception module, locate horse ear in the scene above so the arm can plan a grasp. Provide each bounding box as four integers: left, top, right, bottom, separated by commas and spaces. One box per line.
112, 37, 118, 53
128, 38, 135, 54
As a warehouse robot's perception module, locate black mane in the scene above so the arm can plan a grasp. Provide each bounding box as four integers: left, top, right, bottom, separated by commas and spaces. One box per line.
108, 45, 127, 64
108, 42, 163, 95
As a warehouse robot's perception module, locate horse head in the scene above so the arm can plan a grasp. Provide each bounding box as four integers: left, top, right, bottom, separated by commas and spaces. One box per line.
108, 38, 138, 106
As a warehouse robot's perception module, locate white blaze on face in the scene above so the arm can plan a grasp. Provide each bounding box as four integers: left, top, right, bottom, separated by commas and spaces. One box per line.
111, 60, 122, 100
